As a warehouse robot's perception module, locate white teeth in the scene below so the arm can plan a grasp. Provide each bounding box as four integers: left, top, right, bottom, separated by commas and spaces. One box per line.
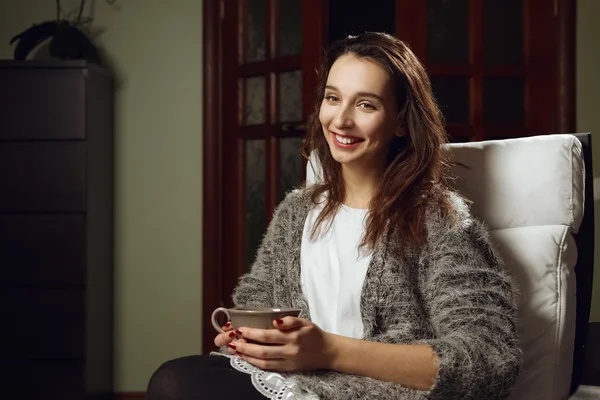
336, 134, 359, 145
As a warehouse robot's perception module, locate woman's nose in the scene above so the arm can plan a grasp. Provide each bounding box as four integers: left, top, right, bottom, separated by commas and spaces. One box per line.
332, 106, 354, 129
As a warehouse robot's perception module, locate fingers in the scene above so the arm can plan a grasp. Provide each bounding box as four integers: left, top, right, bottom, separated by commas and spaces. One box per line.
237, 353, 290, 371
228, 340, 285, 360
227, 338, 246, 355
235, 327, 289, 345
213, 328, 236, 348
213, 322, 233, 347
222, 322, 233, 331
272, 316, 306, 331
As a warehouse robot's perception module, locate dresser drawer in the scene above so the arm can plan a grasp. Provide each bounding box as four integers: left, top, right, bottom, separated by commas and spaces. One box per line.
0, 142, 86, 212
2, 315, 85, 359
0, 68, 86, 140
0, 215, 85, 285
0, 359, 85, 398
0, 288, 85, 359
0, 287, 84, 317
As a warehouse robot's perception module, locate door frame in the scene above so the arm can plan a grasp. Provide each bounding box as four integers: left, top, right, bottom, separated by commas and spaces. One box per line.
202, 0, 223, 354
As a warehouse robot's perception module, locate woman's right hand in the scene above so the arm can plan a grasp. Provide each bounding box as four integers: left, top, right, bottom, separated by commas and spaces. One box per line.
213, 322, 246, 354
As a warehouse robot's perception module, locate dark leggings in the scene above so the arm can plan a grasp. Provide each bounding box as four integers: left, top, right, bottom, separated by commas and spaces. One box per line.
147, 355, 267, 400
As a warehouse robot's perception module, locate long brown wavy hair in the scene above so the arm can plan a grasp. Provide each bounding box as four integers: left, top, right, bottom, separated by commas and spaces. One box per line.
302, 32, 455, 251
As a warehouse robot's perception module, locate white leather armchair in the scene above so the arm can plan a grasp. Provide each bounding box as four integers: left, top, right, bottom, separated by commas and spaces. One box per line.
306, 133, 594, 400
446, 134, 593, 400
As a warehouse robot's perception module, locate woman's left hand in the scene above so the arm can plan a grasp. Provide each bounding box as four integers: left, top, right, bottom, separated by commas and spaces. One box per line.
229, 317, 338, 372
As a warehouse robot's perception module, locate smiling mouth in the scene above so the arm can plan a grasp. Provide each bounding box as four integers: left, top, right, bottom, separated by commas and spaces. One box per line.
334, 133, 363, 145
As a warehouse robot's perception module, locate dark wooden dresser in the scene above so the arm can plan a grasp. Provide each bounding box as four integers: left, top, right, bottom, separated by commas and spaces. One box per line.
0, 60, 114, 399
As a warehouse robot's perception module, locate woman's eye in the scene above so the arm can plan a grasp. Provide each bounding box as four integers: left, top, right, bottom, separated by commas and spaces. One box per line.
325, 95, 338, 102
359, 102, 375, 109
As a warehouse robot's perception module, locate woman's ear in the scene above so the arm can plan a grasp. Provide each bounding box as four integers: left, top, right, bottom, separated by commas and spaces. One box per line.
395, 126, 407, 138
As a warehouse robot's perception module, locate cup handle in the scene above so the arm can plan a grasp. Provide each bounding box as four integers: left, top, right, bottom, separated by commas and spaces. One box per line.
211, 307, 231, 333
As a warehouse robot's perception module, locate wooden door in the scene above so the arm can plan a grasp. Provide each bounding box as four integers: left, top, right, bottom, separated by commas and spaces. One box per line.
202, 0, 325, 353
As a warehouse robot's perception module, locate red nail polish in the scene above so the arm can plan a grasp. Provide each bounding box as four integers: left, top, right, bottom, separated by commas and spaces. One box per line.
227, 343, 236, 350
224, 322, 231, 327
276, 318, 284, 325
236, 329, 243, 335
229, 331, 235, 338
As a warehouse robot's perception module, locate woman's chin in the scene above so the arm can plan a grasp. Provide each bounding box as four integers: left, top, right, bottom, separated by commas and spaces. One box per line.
328, 143, 366, 167
331, 152, 360, 167
329, 150, 351, 164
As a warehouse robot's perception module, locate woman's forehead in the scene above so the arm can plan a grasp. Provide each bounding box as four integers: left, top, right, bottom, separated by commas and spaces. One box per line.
326, 54, 392, 96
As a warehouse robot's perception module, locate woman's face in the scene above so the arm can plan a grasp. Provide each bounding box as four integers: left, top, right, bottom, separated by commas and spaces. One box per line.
319, 54, 402, 172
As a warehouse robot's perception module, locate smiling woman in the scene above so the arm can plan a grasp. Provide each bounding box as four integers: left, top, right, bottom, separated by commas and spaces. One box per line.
146, 32, 522, 400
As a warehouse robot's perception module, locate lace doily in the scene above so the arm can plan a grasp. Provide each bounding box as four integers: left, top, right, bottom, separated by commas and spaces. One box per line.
210, 352, 320, 400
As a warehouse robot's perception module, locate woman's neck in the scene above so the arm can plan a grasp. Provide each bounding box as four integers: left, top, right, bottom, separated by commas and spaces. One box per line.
341, 163, 383, 209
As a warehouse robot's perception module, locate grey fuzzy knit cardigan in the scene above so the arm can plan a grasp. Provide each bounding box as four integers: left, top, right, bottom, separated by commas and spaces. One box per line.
232, 188, 522, 400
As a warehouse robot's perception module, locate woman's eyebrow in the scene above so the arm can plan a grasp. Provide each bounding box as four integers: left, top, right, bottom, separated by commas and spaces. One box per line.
325, 85, 384, 102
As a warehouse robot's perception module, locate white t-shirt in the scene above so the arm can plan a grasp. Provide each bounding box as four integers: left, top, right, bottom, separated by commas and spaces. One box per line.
300, 203, 373, 339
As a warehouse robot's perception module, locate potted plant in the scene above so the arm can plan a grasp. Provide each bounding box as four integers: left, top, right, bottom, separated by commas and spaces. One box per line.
9, 0, 114, 63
